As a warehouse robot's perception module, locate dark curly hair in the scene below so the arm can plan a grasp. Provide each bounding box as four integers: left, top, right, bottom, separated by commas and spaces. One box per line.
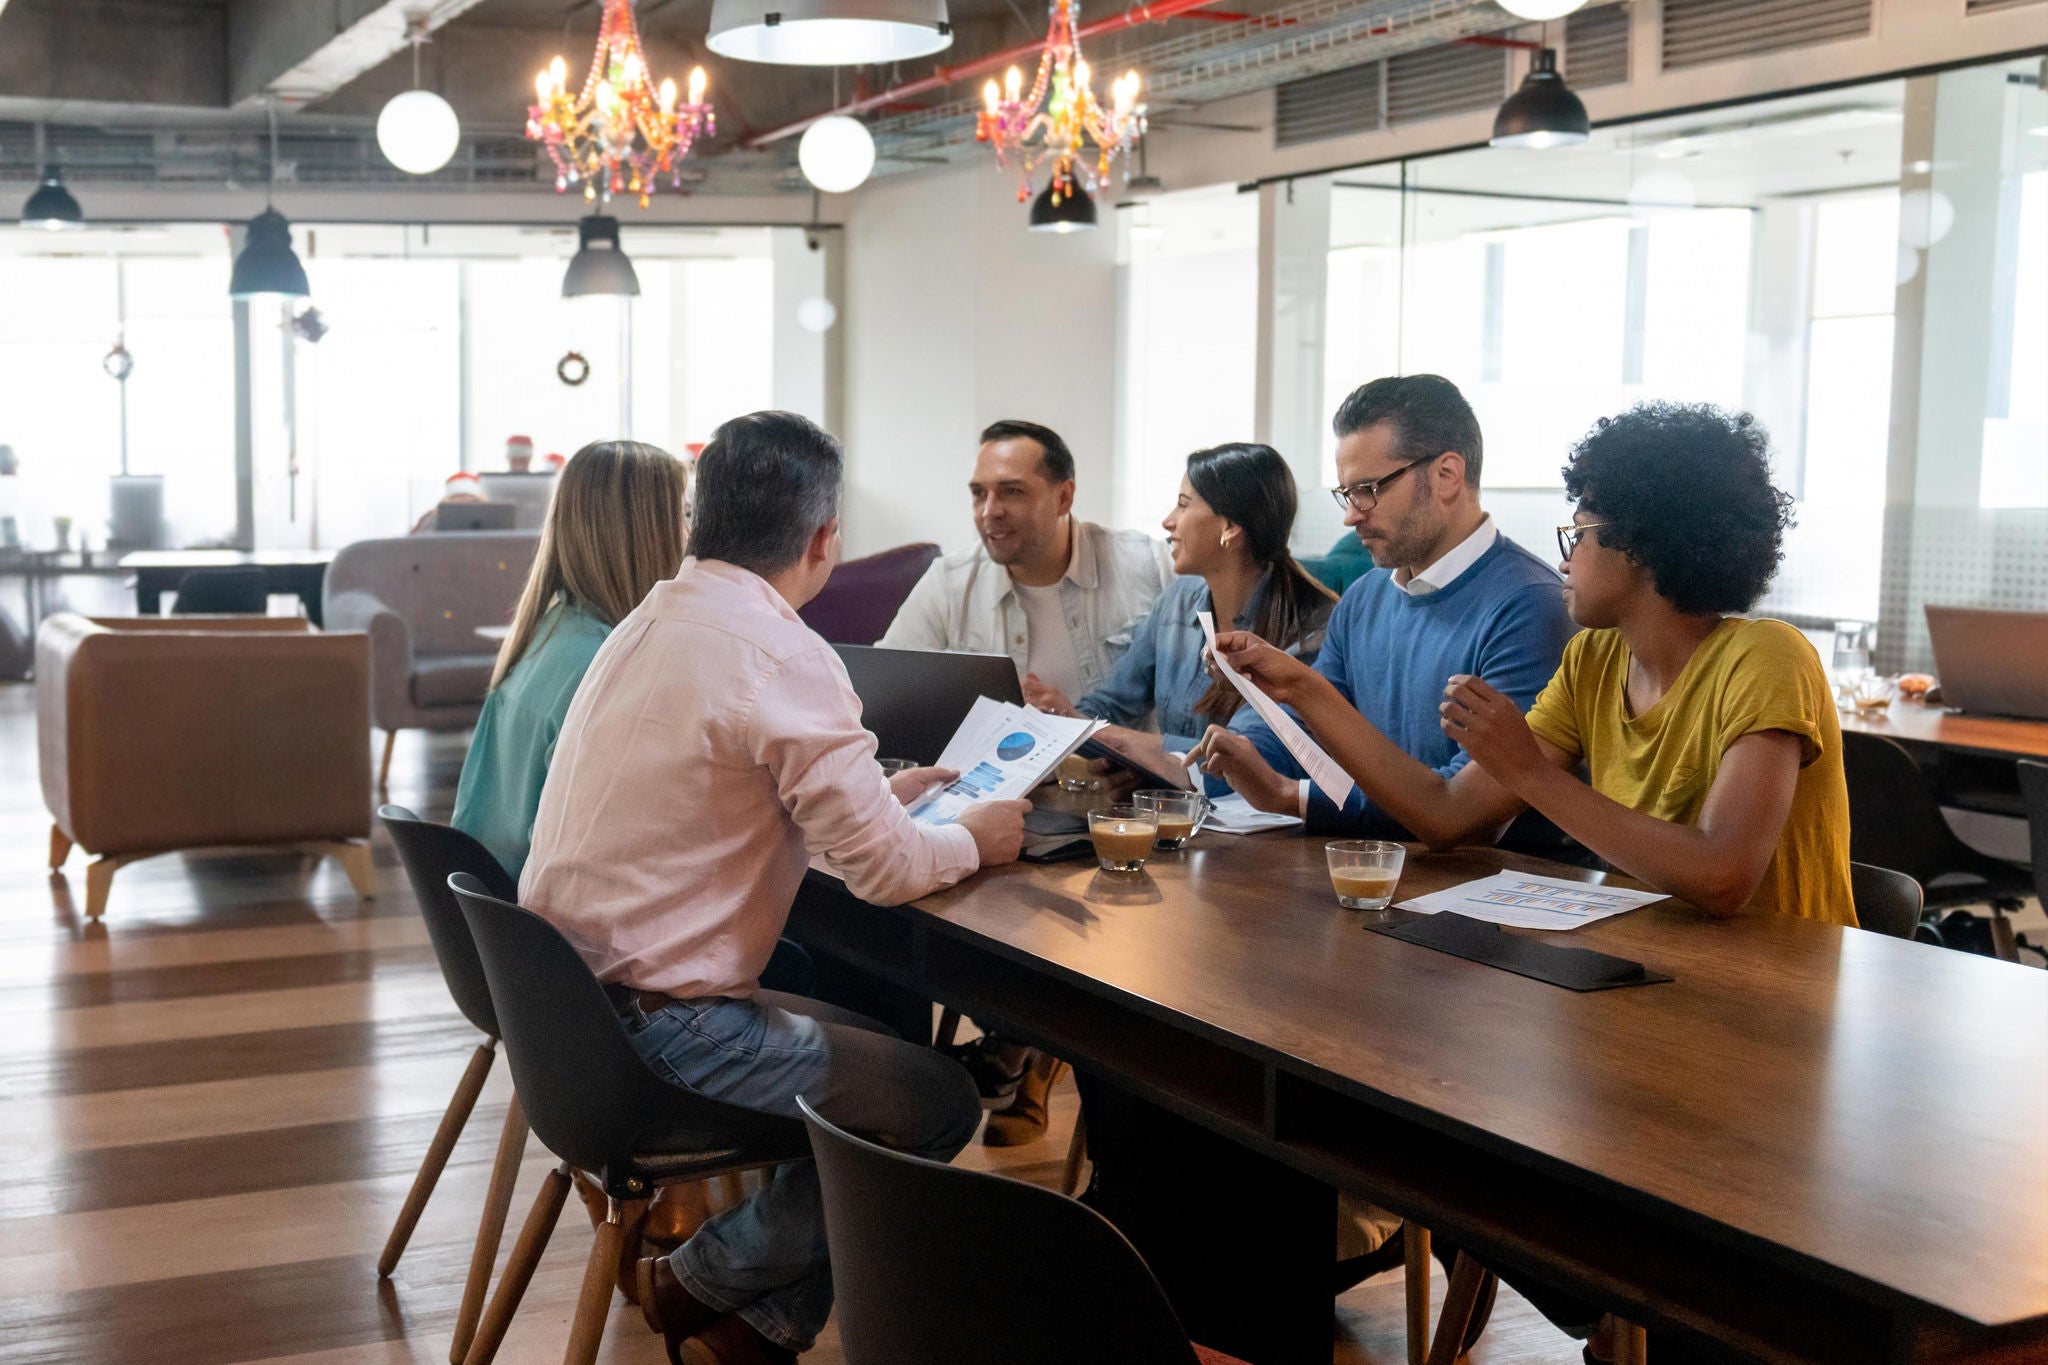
1563, 402, 1794, 615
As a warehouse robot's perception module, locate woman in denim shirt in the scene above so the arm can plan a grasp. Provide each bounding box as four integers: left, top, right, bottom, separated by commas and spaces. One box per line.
1024, 442, 1336, 754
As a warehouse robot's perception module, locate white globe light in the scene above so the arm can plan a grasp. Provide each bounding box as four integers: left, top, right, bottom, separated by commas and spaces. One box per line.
1496, 0, 1587, 17
798, 116, 876, 194
377, 89, 461, 175
796, 298, 838, 333
1898, 188, 1955, 250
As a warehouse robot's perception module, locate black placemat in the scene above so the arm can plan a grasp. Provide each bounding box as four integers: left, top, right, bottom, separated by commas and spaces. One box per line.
1366, 912, 1672, 991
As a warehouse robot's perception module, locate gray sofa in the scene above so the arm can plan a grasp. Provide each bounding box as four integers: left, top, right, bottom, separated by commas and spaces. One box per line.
323, 532, 540, 787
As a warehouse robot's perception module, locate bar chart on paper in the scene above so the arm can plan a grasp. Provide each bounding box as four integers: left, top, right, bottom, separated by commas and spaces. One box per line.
1398, 873, 1669, 930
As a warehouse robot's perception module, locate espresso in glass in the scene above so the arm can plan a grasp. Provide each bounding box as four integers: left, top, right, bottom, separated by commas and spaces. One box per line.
1088, 805, 1157, 873
1133, 789, 1206, 851
1325, 840, 1405, 913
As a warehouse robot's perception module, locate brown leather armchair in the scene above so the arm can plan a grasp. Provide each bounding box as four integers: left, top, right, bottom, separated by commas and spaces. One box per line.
37, 614, 376, 921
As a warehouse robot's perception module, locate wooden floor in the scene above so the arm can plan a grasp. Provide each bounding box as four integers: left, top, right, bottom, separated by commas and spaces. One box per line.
0, 677, 1758, 1365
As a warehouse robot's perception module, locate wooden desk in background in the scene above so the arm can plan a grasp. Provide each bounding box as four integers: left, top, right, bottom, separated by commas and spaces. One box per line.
1839, 698, 2048, 818
122, 549, 335, 626
792, 827, 2048, 1365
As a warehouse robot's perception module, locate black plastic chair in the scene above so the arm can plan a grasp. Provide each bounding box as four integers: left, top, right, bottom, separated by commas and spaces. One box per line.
799, 1095, 1247, 1365
376, 806, 523, 1363
1842, 731, 2031, 956
171, 565, 269, 614
450, 873, 811, 1365
2020, 759, 2048, 911
1850, 861, 1925, 940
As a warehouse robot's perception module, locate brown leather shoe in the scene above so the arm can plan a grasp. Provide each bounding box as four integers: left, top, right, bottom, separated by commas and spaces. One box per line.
982, 1053, 1064, 1147
636, 1255, 722, 1361
677, 1314, 798, 1365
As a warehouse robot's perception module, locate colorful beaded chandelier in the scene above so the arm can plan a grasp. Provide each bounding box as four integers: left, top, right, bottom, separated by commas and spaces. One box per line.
975, 0, 1145, 212
527, 0, 714, 208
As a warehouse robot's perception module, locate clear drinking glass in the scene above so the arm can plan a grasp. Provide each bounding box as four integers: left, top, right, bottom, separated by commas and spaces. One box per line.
1133, 789, 1207, 850
1852, 674, 1898, 718
877, 757, 918, 776
1326, 840, 1405, 913
1088, 804, 1158, 873
1058, 753, 1101, 793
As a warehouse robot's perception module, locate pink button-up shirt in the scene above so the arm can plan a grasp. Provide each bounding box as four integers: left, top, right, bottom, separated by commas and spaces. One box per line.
520, 558, 980, 999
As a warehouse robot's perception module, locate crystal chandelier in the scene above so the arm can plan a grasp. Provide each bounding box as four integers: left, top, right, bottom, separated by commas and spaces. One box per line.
527, 0, 714, 208
975, 0, 1145, 214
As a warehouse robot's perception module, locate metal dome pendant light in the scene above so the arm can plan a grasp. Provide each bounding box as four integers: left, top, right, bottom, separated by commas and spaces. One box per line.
563, 213, 642, 298
230, 105, 311, 299
1491, 47, 1589, 149
21, 125, 84, 229
707, 0, 952, 67
1029, 179, 1096, 232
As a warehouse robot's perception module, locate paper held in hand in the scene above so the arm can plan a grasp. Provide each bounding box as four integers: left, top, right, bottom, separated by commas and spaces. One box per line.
1196, 612, 1356, 807
908, 697, 1105, 826
1396, 872, 1668, 931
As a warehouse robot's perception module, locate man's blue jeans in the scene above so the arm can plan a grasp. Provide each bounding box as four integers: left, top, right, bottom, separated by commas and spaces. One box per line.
621, 988, 981, 1352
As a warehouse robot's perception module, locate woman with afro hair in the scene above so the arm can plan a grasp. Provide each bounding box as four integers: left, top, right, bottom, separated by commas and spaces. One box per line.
1204, 401, 1855, 926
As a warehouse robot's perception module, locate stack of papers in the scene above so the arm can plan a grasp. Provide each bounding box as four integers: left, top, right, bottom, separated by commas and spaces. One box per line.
1203, 793, 1303, 834
1196, 611, 1355, 807
1396, 873, 1667, 931
909, 697, 1104, 826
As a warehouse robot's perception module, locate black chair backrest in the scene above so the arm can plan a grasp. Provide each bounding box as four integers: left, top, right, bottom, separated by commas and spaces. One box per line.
799, 1097, 1202, 1365
1840, 731, 1967, 882
377, 805, 514, 1038
1850, 861, 1923, 940
173, 566, 269, 614
450, 873, 801, 1177
2019, 760, 2048, 909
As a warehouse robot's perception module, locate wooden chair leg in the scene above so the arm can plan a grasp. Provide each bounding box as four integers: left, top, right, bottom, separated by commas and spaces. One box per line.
1613, 1317, 1648, 1365
450, 1090, 528, 1364
1425, 1251, 1488, 1365
933, 1007, 962, 1050
83, 854, 138, 922
563, 1199, 631, 1365
379, 730, 397, 791
1403, 1223, 1431, 1365
49, 824, 73, 871
381, 1039, 497, 1277
1060, 1108, 1088, 1196
314, 840, 377, 898
1992, 908, 2022, 963
462, 1161, 572, 1365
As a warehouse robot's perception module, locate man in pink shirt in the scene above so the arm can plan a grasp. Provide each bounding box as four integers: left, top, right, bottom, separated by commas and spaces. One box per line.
521, 410, 1029, 1365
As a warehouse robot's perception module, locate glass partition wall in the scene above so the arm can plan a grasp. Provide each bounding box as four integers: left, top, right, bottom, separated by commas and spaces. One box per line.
1119, 49, 2045, 669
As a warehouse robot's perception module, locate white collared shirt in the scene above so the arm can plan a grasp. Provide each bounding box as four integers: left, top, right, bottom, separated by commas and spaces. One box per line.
1393, 515, 1497, 596
879, 518, 1175, 694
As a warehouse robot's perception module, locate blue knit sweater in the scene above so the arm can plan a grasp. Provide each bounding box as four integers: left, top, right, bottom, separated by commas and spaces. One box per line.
1238, 533, 1576, 836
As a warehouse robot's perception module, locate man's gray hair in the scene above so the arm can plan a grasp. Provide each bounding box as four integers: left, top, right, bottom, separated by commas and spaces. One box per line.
686, 411, 844, 576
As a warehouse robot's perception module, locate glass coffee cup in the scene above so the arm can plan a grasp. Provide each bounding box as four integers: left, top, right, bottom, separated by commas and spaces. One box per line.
1058, 752, 1102, 793
1088, 804, 1158, 873
1133, 789, 1207, 850
1325, 840, 1405, 913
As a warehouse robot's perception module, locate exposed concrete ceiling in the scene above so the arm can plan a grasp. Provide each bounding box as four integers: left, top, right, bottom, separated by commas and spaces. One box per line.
0, 0, 1550, 197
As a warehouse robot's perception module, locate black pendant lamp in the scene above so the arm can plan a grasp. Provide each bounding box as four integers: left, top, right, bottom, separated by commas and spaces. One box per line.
231, 103, 310, 299
1490, 48, 1589, 150
22, 165, 84, 229
1028, 181, 1097, 234
562, 214, 642, 297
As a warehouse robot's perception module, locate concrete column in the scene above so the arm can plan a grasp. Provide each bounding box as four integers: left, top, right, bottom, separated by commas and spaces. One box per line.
1253, 176, 1336, 553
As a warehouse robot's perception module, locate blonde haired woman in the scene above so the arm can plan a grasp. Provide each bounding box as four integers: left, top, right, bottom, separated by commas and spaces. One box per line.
453, 440, 689, 881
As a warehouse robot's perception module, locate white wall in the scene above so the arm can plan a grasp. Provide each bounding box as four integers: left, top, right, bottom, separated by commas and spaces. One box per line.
841, 164, 1118, 558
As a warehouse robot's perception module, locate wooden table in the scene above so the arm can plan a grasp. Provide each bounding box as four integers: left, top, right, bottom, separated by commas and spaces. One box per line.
1840, 698, 2048, 761
122, 549, 335, 626
791, 827, 2048, 1365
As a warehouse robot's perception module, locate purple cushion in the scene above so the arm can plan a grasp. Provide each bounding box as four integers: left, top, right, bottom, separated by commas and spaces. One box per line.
799, 543, 940, 645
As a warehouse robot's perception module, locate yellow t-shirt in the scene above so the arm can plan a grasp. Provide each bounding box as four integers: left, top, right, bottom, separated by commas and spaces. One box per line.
1524, 617, 1856, 926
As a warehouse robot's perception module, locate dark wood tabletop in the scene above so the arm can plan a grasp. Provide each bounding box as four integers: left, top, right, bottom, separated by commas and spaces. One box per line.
1839, 697, 2048, 761
902, 824, 2048, 1346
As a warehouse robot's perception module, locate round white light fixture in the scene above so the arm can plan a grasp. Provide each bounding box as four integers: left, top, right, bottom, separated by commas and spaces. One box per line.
708, 0, 952, 65
796, 297, 838, 333
1496, 0, 1587, 18
377, 89, 461, 175
798, 116, 877, 193
1897, 188, 1955, 250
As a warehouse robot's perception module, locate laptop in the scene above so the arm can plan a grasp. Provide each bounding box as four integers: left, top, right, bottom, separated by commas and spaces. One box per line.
1924, 606, 2048, 720
833, 645, 1023, 766
436, 501, 519, 532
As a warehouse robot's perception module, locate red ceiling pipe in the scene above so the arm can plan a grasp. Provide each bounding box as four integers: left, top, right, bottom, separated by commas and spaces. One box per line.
1456, 33, 1542, 50
746, 0, 1234, 147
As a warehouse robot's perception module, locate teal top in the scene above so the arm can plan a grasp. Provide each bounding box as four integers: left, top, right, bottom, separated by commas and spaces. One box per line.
452, 601, 612, 883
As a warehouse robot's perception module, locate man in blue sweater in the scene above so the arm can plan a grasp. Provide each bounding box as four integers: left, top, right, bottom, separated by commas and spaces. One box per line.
1197, 374, 1577, 839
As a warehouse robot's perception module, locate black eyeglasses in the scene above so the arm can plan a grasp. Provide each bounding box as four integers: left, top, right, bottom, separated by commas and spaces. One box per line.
1328, 455, 1437, 514
1556, 521, 1610, 561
